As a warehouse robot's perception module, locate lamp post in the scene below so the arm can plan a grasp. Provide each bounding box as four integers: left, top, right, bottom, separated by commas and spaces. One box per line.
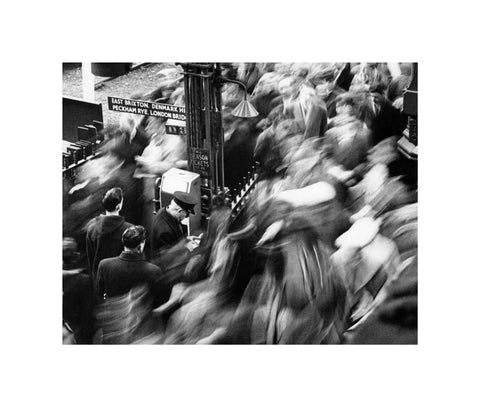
218, 77, 259, 118
180, 63, 258, 222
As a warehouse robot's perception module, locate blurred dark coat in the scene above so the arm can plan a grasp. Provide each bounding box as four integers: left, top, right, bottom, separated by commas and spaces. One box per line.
97, 251, 169, 307
63, 267, 95, 344
251, 90, 282, 119
336, 63, 354, 92
325, 86, 346, 118
151, 208, 186, 256
223, 118, 259, 192
86, 215, 132, 279
369, 94, 405, 146
304, 99, 328, 139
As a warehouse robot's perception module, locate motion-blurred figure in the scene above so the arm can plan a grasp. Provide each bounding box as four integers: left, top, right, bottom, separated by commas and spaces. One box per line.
308, 63, 345, 119
63, 237, 95, 344
322, 92, 372, 204
249, 184, 350, 344
346, 256, 417, 344
332, 217, 401, 332
350, 63, 405, 146
387, 74, 411, 111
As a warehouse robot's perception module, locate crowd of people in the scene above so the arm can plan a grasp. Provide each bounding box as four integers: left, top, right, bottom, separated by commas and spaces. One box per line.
63, 62, 418, 344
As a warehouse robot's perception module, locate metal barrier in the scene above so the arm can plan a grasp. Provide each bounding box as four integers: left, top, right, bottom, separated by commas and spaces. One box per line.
230, 172, 258, 220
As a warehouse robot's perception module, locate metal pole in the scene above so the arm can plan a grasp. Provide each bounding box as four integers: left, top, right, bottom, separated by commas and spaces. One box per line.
203, 75, 213, 189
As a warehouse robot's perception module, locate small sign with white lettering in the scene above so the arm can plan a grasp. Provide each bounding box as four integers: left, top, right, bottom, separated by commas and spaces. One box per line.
107, 97, 186, 121
188, 147, 210, 178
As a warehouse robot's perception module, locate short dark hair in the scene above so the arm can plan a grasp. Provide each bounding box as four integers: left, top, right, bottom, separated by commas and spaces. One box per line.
102, 187, 123, 212
122, 225, 146, 249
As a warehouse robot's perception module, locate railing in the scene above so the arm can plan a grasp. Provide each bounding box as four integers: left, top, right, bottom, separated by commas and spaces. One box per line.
230, 172, 258, 220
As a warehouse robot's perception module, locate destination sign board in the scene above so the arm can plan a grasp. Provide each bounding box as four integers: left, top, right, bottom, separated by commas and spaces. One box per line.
107, 97, 186, 121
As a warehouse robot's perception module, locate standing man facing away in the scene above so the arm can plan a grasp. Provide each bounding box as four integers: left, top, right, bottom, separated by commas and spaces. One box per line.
86, 187, 132, 286
97, 225, 168, 306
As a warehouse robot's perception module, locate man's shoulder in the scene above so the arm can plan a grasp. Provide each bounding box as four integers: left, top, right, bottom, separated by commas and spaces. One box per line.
98, 255, 122, 269
123, 220, 134, 229
86, 216, 101, 233
123, 257, 162, 275
153, 208, 172, 226
155, 207, 168, 219
142, 261, 163, 278
146, 260, 162, 272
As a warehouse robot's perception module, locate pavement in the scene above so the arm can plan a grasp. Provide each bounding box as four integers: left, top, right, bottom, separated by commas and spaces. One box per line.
62, 63, 171, 126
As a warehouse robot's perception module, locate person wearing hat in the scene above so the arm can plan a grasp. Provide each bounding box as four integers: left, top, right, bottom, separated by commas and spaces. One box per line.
151, 191, 199, 257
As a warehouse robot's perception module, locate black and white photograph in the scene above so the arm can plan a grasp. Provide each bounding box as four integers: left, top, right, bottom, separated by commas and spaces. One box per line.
3, 1, 480, 405
62, 62, 418, 345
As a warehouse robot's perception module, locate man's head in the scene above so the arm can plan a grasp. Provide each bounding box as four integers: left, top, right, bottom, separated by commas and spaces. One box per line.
102, 187, 123, 213
122, 225, 147, 252
308, 64, 337, 100
168, 191, 197, 221
335, 92, 361, 117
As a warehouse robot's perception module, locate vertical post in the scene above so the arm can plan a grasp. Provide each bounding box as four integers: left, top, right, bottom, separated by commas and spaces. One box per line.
82, 62, 95, 102
203, 75, 213, 188
182, 63, 226, 220
214, 64, 225, 191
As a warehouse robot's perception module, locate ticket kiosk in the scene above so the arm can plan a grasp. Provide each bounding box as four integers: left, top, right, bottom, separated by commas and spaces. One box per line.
157, 168, 201, 235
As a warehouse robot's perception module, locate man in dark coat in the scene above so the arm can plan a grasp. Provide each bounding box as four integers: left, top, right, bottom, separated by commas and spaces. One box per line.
86, 187, 132, 284
97, 225, 168, 307
151, 191, 198, 257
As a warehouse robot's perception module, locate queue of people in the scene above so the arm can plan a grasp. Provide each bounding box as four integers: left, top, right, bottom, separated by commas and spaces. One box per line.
63, 62, 417, 344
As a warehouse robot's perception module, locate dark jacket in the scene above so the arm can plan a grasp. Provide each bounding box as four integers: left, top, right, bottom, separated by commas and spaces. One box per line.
369, 94, 405, 146
86, 215, 132, 279
97, 251, 168, 307
304, 99, 328, 140
223, 119, 258, 192
63, 267, 95, 344
325, 86, 346, 118
151, 208, 186, 256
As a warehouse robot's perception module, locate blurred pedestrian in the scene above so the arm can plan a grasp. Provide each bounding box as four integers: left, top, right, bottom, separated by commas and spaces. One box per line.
63, 237, 95, 344
308, 63, 345, 118
323, 92, 372, 190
